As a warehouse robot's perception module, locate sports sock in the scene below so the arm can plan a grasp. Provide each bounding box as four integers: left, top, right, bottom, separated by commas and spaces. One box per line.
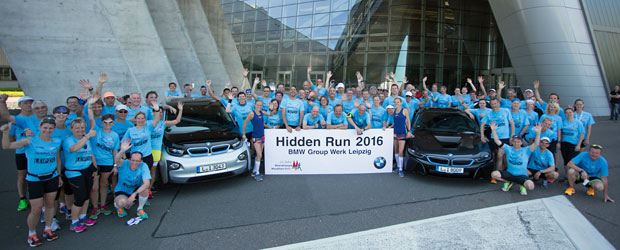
254, 161, 261, 175
28, 230, 36, 236
398, 157, 404, 171
44, 226, 51, 231
138, 195, 148, 210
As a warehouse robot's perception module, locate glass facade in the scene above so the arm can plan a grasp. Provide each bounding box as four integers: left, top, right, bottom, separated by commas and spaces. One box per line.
221, 0, 512, 90
582, 0, 620, 91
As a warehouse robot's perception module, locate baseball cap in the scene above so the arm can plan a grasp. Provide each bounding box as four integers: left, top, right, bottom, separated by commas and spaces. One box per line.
115, 104, 128, 111
405, 91, 413, 97
541, 137, 550, 143
103, 92, 115, 98
524, 89, 533, 93
18, 96, 34, 104
386, 105, 395, 109
511, 135, 522, 140
336, 83, 345, 89
489, 88, 496, 92
200, 85, 207, 89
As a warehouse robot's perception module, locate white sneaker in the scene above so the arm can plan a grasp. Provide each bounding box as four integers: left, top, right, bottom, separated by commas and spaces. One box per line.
51, 218, 61, 231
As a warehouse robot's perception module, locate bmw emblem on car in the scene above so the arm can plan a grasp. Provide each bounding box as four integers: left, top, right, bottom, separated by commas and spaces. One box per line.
374, 157, 386, 169
205, 142, 211, 147
447, 153, 453, 157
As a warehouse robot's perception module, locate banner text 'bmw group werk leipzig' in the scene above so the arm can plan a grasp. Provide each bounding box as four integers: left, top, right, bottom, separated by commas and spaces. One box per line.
265, 129, 394, 175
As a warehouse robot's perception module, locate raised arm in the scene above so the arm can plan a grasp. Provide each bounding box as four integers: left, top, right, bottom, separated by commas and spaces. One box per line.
206, 80, 221, 102
95, 73, 107, 97
239, 68, 250, 91
0, 94, 15, 123
307, 66, 313, 84
497, 81, 505, 103
529, 124, 541, 152
1, 123, 30, 149
70, 129, 96, 152
533, 80, 544, 105
164, 102, 184, 127
422, 76, 429, 91
114, 139, 131, 168
489, 122, 502, 147
467, 78, 477, 92
151, 100, 161, 127
477, 76, 487, 98
87, 94, 99, 129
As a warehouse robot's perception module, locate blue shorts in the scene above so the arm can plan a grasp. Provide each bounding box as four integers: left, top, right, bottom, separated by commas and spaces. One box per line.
394, 133, 406, 140
252, 136, 265, 144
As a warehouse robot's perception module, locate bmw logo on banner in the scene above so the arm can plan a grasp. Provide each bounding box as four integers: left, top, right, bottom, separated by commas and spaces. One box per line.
374, 157, 386, 169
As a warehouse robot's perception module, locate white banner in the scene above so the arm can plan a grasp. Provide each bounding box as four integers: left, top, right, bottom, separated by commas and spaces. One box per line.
265, 129, 394, 175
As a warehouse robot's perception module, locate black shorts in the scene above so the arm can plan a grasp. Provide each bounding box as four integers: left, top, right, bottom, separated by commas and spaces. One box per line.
527, 168, 549, 180
143, 154, 153, 169
114, 191, 132, 197
499, 170, 528, 185
576, 175, 602, 187
548, 140, 558, 154
98, 165, 114, 173
62, 174, 73, 195
15, 153, 27, 171
28, 176, 59, 200
560, 142, 579, 165
489, 139, 510, 152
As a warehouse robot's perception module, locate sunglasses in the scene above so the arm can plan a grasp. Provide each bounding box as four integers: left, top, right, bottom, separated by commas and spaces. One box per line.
591, 144, 603, 149
54, 111, 69, 115
103, 120, 114, 125
117, 110, 128, 113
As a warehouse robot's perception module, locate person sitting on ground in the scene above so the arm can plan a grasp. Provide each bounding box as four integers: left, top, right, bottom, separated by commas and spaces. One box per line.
113, 140, 152, 219
564, 144, 613, 202
526, 137, 559, 189
490, 122, 542, 196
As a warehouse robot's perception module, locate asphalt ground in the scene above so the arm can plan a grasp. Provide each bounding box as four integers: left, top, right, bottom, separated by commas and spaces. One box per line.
0, 119, 618, 249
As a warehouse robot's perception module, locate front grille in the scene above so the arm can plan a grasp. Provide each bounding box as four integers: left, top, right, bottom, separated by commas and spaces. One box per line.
187, 147, 209, 156
452, 159, 474, 166
211, 144, 230, 154
427, 156, 449, 165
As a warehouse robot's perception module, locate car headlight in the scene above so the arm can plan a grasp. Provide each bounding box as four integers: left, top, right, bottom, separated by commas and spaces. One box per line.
238, 151, 247, 160
407, 148, 424, 158
231, 139, 241, 149
166, 146, 185, 156
476, 152, 492, 162
167, 160, 182, 170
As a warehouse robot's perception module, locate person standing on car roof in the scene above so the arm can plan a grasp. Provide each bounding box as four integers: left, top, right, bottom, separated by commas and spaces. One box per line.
490, 122, 542, 196
392, 98, 413, 178
2, 119, 62, 247
480, 94, 515, 183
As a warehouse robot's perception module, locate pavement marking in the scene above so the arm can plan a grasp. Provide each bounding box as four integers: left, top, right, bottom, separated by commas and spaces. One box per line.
269, 195, 614, 250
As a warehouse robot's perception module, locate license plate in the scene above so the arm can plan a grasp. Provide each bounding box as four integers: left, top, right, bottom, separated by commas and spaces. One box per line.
436, 166, 464, 174
197, 163, 226, 173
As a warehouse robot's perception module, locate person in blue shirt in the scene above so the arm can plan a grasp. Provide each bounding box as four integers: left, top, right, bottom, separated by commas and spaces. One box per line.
2, 119, 62, 246
227, 92, 255, 135
256, 84, 273, 113
490, 123, 542, 196
150, 101, 184, 191
497, 81, 520, 109
382, 84, 406, 109
560, 107, 585, 175
182, 83, 201, 98
404, 92, 420, 120
341, 89, 356, 114
392, 98, 413, 177
526, 137, 559, 189
371, 96, 386, 129
347, 104, 371, 135
450, 88, 464, 109
565, 145, 613, 202
481, 98, 515, 179
327, 87, 342, 109
533, 80, 565, 119
111, 105, 134, 139
126, 93, 154, 121
303, 106, 326, 130
540, 102, 563, 169
264, 99, 283, 129
165, 82, 183, 100
523, 100, 539, 139
326, 104, 349, 129
383, 105, 395, 129
112, 140, 152, 219
434, 86, 452, 108
63, 118, 97, 232
573, 99, 595, 152
242, 100, 272, 182
470, 99, 490, 124
281, 86, 305, 133
509, 100, 529, 138
318, 96, 333, 120
87, 97, 120, 220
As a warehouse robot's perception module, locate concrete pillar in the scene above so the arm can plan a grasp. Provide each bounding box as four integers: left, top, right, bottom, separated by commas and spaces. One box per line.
146, 0, 207, 87
489, 0, 609, 116
178, 0, 233, 91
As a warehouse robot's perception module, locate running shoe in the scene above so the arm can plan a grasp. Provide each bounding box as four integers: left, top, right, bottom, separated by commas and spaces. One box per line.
17, 198, 28, 212
137, 209, 148, 219
490, 179, 497, 184
587, 187, 595, 196
519, 186, 527, 196
564, 187, 576, 196
27, 234, 42, 247
117, 207, 127, 218
43, 229, 58, 242
398, 170, 405, 178
59, 204, 69, 214
69, 222, 86, 233
501, 182, 513, 192
51, 218, 61, 231
65, 211, 72, 221
89, 208, 98, 220
100, 205, 112, 216
80, 218, 96, 227
148, 190, 154, 199
546, 178, 555, 183
541, 180, 549, 189
255, 174, 263, 182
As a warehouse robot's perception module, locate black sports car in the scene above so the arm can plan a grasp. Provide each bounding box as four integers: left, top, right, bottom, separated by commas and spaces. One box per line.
405, 108, 493, 179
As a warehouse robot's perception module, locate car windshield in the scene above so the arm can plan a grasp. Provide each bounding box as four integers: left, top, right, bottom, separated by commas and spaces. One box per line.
166, 102, 235, 130
415, 111, 477, 133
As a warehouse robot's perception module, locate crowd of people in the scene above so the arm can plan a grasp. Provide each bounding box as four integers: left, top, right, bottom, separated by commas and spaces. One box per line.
0, 67, 615, 247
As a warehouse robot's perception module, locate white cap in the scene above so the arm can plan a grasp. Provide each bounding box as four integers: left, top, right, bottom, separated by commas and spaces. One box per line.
405, 91, 413, 97
386, 105, 395, 109
489, 88, 496, 92
18, 96, 34, 104
524, 89, 533, 93
115, 104, 128, 111
541, 137, 550, 142
336, 82, 345, 89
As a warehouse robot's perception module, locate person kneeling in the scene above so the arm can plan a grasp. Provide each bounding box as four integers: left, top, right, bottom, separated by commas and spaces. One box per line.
113, 140, 151, 219
490, 122, 542, 196
526, 137, 559, 189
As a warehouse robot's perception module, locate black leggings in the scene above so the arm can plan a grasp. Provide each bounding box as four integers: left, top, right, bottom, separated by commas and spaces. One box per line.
67, 168, 94, 207
561, 141, 579, 166
143, 154, 154, 169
